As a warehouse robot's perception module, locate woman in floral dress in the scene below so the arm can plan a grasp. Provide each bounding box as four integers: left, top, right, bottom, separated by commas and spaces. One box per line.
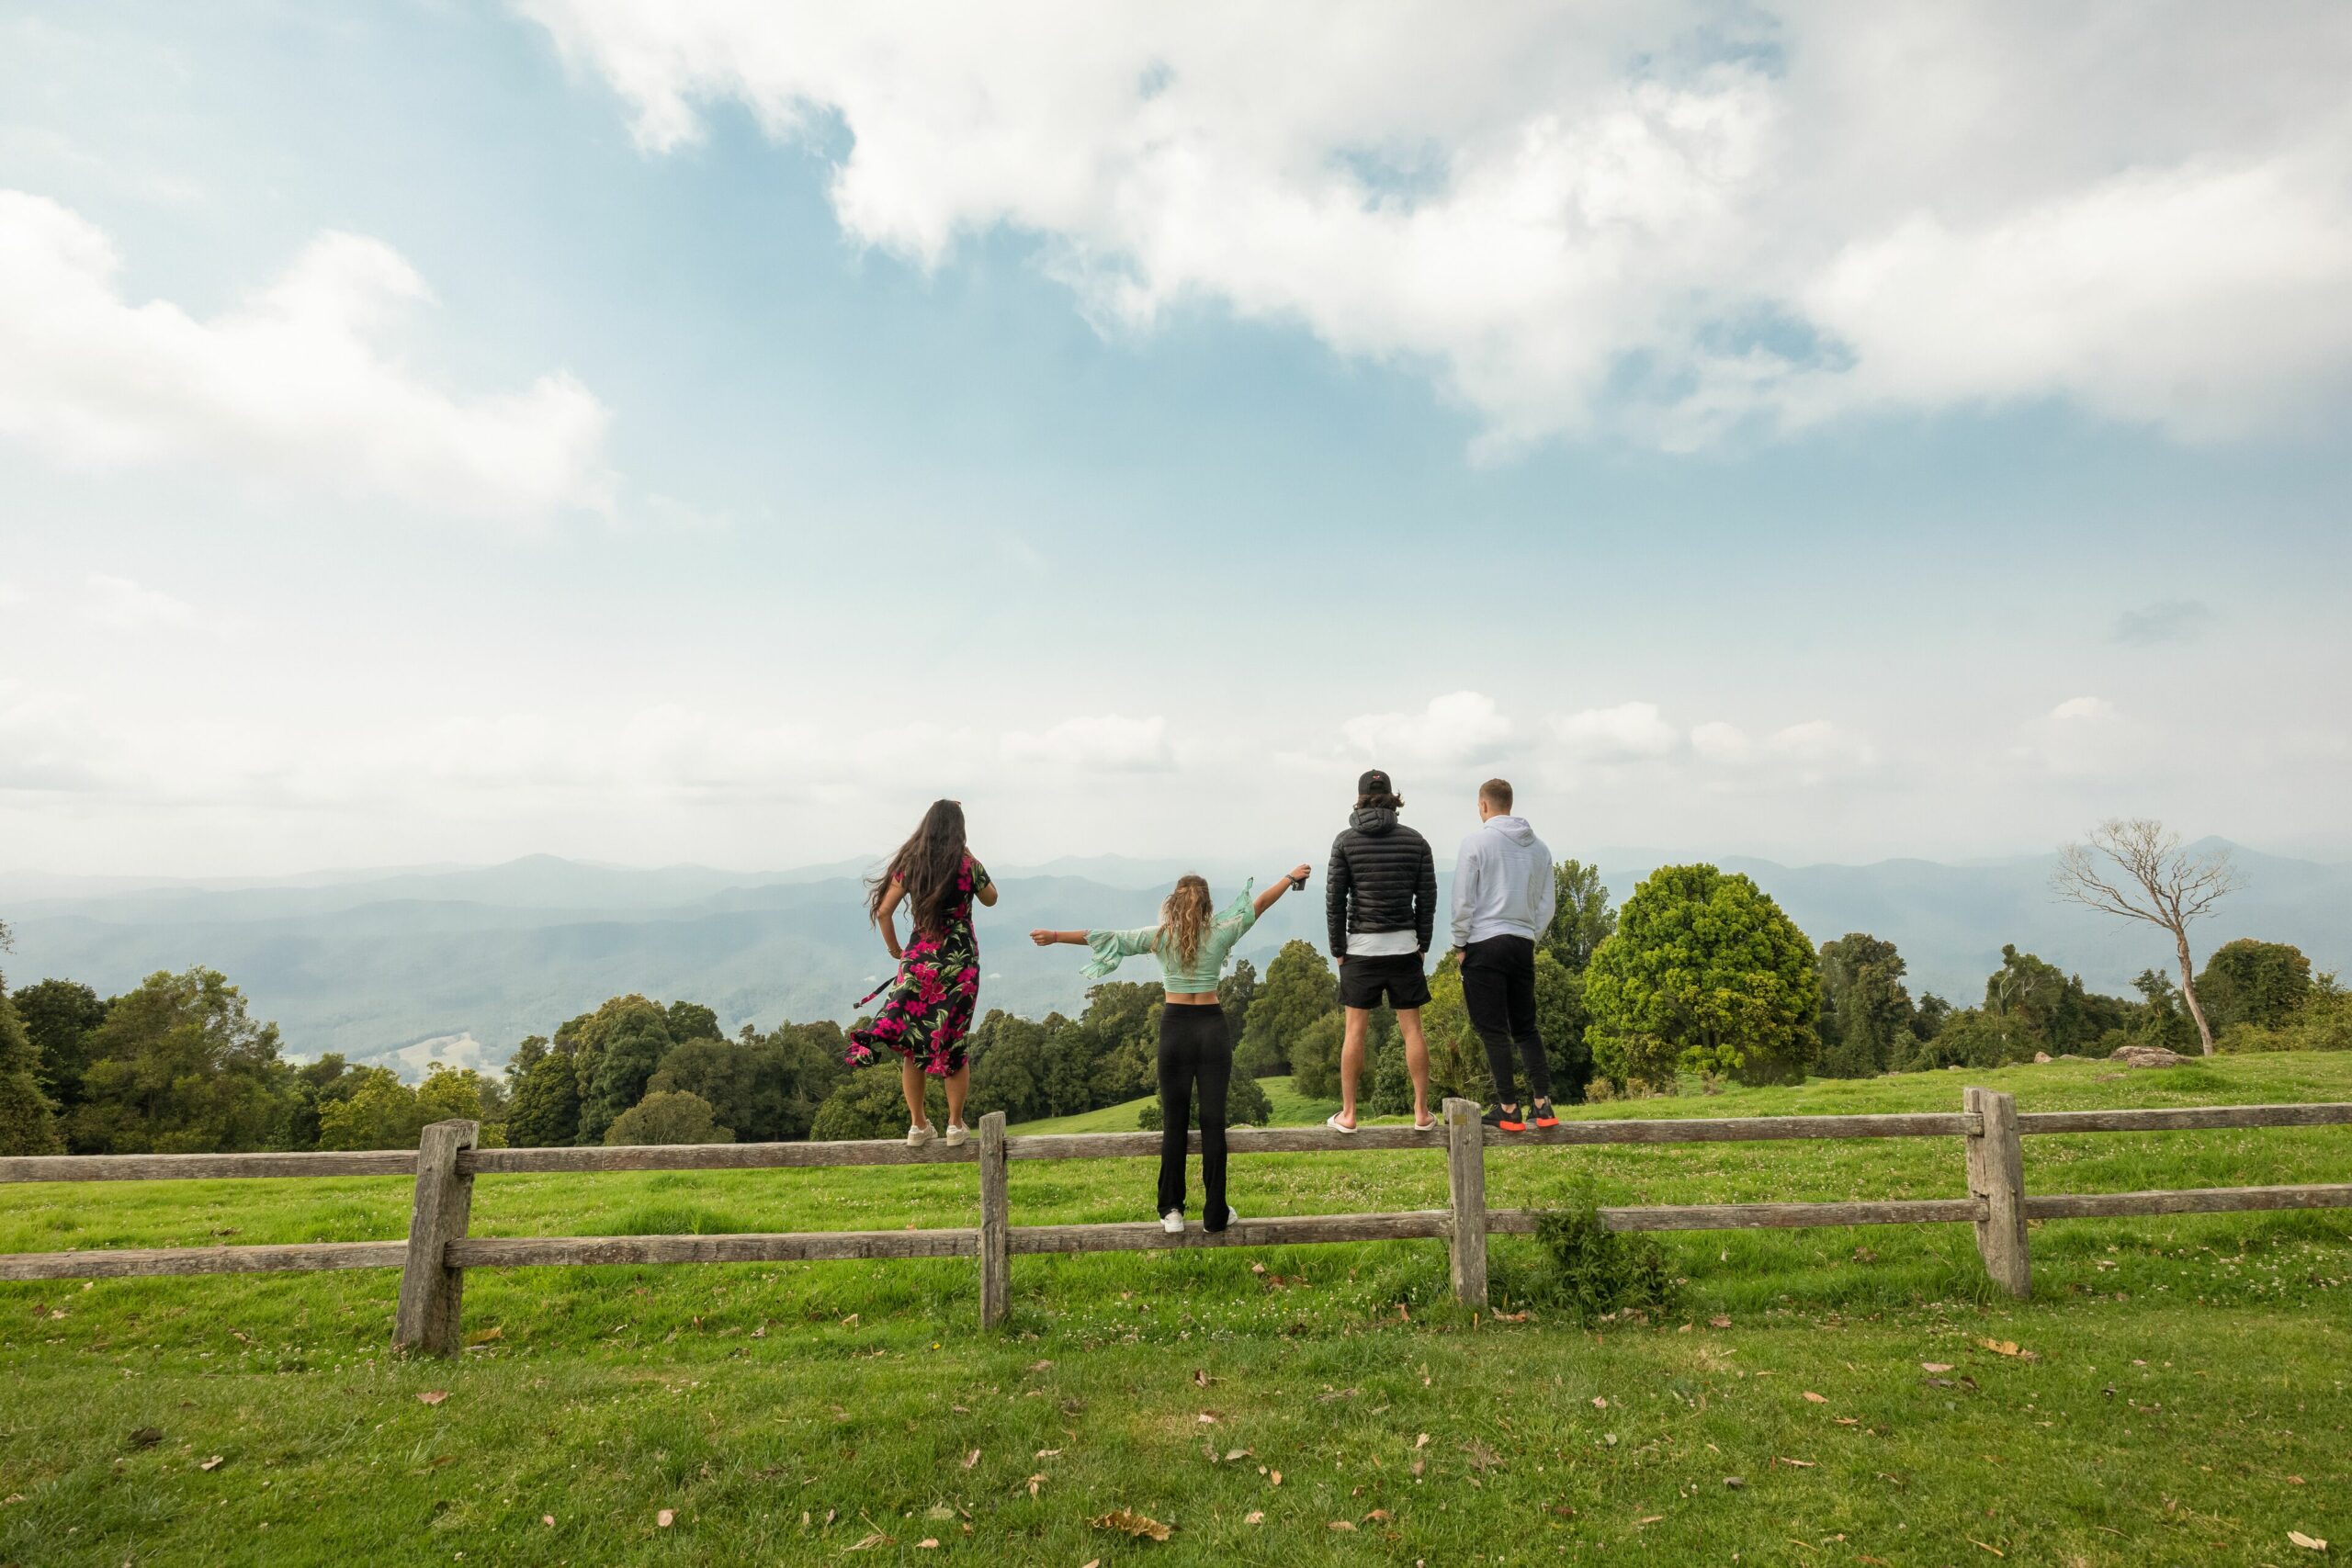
844, 799, 996, 1145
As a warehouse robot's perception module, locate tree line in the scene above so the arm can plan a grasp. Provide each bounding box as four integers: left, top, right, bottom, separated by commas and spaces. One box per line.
2, 852, 2343, 1157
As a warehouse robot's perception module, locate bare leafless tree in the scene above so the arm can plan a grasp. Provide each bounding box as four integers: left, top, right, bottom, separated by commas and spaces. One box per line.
2051, 819, 2240, 1055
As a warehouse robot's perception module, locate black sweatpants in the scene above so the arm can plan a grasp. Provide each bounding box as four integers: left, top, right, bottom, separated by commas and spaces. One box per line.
1156, 1001, 1232, 1227
1462, 934, 1551, 1108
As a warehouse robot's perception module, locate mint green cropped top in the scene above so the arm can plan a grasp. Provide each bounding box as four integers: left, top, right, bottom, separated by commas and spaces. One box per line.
1081, 881, 1259, 993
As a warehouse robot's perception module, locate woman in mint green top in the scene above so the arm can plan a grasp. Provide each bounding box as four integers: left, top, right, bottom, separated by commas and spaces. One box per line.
1031, 863, 1310, 1234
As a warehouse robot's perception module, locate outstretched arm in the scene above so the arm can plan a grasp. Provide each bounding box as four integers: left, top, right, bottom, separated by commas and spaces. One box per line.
1029, 929, 1085, 946
1253, 863, 1313, 918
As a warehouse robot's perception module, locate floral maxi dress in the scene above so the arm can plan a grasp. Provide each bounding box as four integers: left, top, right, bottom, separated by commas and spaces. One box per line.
844, 855, 990, 1077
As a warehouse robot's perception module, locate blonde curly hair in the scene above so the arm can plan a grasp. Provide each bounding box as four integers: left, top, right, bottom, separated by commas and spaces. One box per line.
1157, 874, 1214, 971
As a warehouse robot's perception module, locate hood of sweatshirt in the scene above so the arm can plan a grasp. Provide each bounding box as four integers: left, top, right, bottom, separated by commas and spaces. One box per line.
1349, 806, 1398, 836
1485, 815, 1536, 846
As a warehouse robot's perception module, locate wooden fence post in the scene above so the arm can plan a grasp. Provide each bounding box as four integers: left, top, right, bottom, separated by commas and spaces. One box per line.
978, 1111, 1010, 1330
1962, 1088, 2030, 1299
393, 1119, 479, 1357
1442, 1096, 1488, 1309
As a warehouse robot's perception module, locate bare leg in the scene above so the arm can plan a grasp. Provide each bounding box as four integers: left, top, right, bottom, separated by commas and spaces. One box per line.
944, 1063, 969, 1128
1397, 1008, 1432, 1125
899, 1055, 932, 1131
1338, 1007, 1369, 1128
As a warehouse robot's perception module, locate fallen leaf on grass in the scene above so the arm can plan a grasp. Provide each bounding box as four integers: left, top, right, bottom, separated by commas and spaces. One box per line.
1023, 1474, 1046, 1498
1035, 1449, 1062, 1460
1802, 1391, 1828, 1404
416, 1390, 448, 1406
1366, 1508, 1392, 1521
962, 1449, 980, 1469
1413, 1433, 1430, 1450
1462, 1440, 1502, 1472
2289, 1531, 2327, 1551
1223, 1449, 1250, 1461
1091, 1509, 1172, 1541
1978, 1339, 2020, 1357
1329, 1520, 1357, 1531
1027, 1359, 1053, 1372
1966, 1538, 2003, 1557
1244, 1511, 1264, 1525
541, 1515, 554, 1527
1636, 1515, 1665, 1527
1193, 1369, 1214, 1387
843, 1531, 893, 1551
1710, 1315, 1732, 1328
1921, 1362, 1954, 1373
1271, 1471, 1283, 1486
1774, 1457, 1816, 1469
841, 1314, 860, 1327
657, 1509, 674, 1528
1196, 1413, 1218, 1425
466, 1326, 503, 1345
198, 1456, 225, 1472
917, 1540, 938, 1549
1835, 1417, 1860, 1427
1591, 1396, 1608, 1409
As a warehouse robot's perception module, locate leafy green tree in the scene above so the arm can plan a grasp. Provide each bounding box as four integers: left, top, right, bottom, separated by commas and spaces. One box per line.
68, 968, 294, 1154
606, 1089, 730, 1145
315, 1064, 489, 1150
810, 1064, 944, 1141
1289, 1011, 1344, 1100
1815, 933, 1917, 1078
0, 989, 62, 1156
570, 995, 676, 1145
1980, 944, 2120, 1058
505, 1050, 581, 1147
1532, 948, 1592, 1102
664, 1000, 723, 1044
648, 1032, 832, 1145
2126, 969, 2196, 1051
11, 977, 107, 1116
1218, 958, 1260, 1032
505, 1034, 549, 1082
2196, 940, 2314, 1033
1412, 953, 1486, 1102
287, 1053, 360, 1148
1542, 860, 1616, 972
1238, 940, 1338, 1077
967, 1010, 1053, 1123
1584, 864, 1821, 1089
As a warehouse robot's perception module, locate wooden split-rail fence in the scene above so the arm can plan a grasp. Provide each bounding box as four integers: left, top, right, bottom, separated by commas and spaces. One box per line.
3, 1090, 2348, 1356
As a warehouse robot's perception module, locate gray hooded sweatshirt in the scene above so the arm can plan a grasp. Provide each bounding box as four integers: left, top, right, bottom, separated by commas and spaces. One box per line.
1450, 815, 1557, 947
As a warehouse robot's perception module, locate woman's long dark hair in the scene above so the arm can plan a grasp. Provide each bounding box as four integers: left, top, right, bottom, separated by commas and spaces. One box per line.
871, 799, 968, 936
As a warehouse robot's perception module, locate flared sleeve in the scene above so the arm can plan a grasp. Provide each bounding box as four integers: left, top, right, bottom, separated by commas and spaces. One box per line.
1080, 926, 1161, 979
1217, 878, 1260, 937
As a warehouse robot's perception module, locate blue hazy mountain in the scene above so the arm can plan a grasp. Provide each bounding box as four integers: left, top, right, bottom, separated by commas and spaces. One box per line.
4, 845, 2344, 1074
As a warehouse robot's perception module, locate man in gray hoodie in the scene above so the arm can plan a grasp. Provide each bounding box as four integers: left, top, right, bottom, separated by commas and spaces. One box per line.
1451, 778, 1558, 1132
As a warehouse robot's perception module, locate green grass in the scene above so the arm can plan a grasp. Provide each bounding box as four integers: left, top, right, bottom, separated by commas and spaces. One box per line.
4, 1055, 2348, 1564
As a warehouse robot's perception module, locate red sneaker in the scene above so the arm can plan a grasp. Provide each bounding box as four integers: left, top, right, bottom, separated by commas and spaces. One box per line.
1532, 1100, 1560, 1129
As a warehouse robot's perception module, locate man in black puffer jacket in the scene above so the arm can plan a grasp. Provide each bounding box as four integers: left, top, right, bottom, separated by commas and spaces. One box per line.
1324, 769, 1438, 1134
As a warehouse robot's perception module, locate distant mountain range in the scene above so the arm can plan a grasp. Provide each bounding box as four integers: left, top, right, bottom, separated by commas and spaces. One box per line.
4, 844, 2345, 1077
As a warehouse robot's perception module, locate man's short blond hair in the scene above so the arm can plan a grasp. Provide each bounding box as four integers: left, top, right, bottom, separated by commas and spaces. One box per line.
1479, 777, 1513, 812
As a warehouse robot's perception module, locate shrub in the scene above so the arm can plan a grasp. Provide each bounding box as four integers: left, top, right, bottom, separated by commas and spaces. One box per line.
1527, 1181, 1678, 1325
810, 1064, 944, 1142
2220, 988, 2352, 1054
605, 1089, 731, 1146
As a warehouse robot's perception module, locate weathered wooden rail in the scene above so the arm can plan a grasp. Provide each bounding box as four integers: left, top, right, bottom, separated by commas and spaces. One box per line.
3, 1091, 2346, 1354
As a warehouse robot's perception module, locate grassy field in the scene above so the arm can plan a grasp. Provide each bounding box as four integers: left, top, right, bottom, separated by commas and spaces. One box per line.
3, 1055, 2347, 1565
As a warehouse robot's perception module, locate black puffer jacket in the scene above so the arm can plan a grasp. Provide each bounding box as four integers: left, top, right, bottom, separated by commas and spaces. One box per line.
1327, 807, 1437, 957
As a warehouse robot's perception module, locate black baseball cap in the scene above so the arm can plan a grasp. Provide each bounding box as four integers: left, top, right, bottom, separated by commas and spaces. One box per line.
1357, 769, 1393, 795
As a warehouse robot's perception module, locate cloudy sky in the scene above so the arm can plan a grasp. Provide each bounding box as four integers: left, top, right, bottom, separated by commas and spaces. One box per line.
4, 2, 2349, 879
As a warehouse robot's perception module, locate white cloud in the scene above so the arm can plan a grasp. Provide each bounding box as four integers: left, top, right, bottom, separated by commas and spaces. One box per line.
1341, 691, 1515, 772
0, 188, 614, 516
84, 573, 220, 636
1553, 701, 1679, 761
2048, 696, 2118, 723
1000, 714, 1175, 773
520, 3, 2352, 448
1682, 716, 1873, 780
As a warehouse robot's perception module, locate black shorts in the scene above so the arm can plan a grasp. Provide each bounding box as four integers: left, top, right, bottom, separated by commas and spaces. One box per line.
1339, 952, 1430, 1010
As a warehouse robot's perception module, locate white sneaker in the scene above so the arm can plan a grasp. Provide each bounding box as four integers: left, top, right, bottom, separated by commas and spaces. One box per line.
941, 1123, 968, 1147
1159, 1209, 1184, 1235
1224, 1207, 1240, 1227
907, 1124, 936, 1147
